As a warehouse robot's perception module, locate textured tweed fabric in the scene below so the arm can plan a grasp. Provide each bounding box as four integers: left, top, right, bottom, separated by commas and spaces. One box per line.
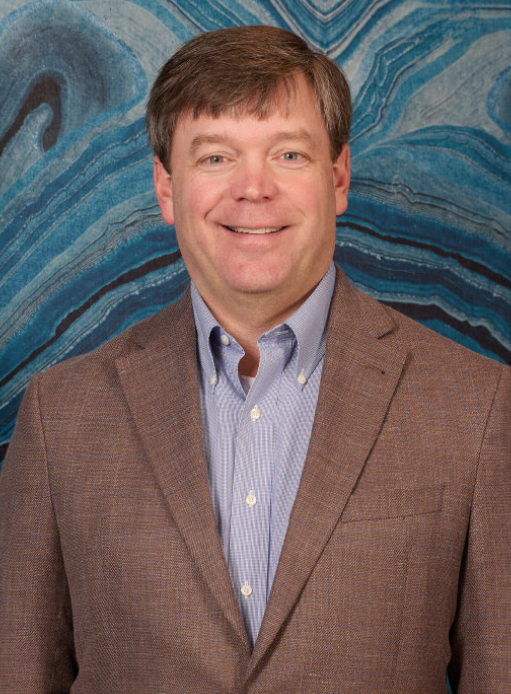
1, 266, 510, 693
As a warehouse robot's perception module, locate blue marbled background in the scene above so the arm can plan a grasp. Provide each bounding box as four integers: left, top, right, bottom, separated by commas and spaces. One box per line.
1, 0, 511, 467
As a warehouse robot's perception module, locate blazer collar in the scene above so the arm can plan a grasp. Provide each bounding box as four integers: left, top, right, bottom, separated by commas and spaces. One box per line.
246, 267, 407, 680
115, 288, 251, 652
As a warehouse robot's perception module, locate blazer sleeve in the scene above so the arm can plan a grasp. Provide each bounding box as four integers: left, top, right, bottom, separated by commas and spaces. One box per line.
448, 364, 511, 692
0, 376, 76, 693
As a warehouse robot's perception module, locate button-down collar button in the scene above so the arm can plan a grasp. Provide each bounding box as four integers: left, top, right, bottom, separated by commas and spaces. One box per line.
220, 334, 230, 346
246, 491, 257, 506
209, 374, 217, 386
241, 582, 253, 597
297, 371, 307, 385
250, 405, 261, 421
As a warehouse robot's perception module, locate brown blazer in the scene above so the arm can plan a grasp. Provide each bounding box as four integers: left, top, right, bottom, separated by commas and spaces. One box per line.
1, 267, 510, 693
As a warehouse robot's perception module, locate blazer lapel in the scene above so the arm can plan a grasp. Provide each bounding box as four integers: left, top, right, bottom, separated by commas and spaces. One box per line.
247, 270, 407, 678
115, 290, 250, 652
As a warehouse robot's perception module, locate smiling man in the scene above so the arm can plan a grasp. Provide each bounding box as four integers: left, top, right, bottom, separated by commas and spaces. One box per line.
153, 69, 349, 376
1, 25, 510, 694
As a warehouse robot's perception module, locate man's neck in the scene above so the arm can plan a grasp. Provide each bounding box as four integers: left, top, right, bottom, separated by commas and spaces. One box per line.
199, 287, 317, 378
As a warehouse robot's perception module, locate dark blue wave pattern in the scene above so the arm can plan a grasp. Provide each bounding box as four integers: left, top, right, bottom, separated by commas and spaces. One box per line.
1, 0, 510, 470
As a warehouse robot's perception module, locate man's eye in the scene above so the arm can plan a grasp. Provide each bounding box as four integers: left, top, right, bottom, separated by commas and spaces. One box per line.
205, 155, 226, 164
282, 152, 301, 161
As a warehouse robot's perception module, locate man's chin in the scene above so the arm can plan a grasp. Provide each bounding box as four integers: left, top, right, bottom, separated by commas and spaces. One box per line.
225, 273, 292, 298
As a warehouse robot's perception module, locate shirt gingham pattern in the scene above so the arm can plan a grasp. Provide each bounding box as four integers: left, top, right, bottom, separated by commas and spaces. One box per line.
191, 263, 336, 647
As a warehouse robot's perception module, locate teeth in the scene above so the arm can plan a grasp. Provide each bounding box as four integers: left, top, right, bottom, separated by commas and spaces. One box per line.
227, 226, 282, 234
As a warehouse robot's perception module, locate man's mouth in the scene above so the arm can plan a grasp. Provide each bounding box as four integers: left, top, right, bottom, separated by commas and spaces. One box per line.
224, 225, 285, 234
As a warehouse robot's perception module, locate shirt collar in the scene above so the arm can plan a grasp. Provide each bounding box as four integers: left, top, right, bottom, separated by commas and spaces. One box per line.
191, 261, 336, 390
191, 284, 222, 385
284, 261, 335, 385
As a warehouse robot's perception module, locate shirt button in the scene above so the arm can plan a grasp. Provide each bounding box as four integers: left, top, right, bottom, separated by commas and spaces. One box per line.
220, 334, 230, 346
297, 371, 307, 385
250, 405, 261, 421
241, 582, 253, 597
209, 374, 217, 385
246, 491, 257, 506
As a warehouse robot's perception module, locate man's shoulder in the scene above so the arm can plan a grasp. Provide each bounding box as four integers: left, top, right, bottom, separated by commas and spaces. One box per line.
384, 299, 505, 378
331, 266, 506, 380
35, 287, 193, 391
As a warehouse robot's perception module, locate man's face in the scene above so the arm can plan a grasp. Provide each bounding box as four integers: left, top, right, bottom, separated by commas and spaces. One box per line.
154, 74, 350, 317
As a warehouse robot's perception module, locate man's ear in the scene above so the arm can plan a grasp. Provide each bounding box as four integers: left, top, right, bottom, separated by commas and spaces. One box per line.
333, 144, 350, 216
153, 156, 175, 226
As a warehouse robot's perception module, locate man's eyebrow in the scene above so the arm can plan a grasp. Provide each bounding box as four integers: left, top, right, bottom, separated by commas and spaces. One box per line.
268, 129, 316, 146
189, 129, 317, 154
190, 134, 230, 153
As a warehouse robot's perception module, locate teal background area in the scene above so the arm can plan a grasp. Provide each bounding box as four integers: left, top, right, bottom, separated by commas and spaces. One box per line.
1, 3, 510, 690
1, 0, 510, 479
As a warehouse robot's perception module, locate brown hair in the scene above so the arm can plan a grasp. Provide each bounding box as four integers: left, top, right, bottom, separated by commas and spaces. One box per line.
146, 25, 351, 170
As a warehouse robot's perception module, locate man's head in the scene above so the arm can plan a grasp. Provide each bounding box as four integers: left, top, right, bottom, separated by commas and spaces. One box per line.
146, 25, 351, 171
148, 26, 351, 327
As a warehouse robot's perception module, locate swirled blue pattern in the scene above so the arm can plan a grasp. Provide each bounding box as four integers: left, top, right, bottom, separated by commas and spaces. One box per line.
1, 0, 510, 470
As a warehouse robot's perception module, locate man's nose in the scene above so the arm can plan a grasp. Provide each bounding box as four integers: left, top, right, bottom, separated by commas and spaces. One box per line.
230, 158, 278, 202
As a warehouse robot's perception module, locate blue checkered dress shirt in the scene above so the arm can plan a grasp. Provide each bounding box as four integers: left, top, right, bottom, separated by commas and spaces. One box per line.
191, 262, 336, 647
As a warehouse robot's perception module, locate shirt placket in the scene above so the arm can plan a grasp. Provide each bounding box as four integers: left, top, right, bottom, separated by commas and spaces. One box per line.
227, 338, 287, 648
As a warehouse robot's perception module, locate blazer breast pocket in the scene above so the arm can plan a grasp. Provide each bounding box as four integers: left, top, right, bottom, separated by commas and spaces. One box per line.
340, 485, 445, 523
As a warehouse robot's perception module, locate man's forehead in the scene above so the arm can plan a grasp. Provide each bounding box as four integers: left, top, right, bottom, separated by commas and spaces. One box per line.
173, 77, 325, 149
177, 73, 321, 131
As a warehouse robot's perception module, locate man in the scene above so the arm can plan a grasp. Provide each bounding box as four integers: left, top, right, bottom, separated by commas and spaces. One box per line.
0, 25, 510, 694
